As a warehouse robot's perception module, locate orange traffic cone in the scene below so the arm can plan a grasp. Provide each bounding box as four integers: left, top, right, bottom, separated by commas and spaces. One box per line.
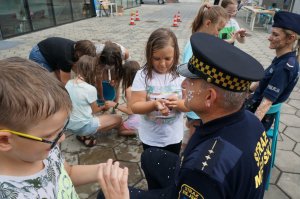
129, 15, 135, 25
177, 11, 181, 22
135, 10, 140, 21
172, 14, 178, 27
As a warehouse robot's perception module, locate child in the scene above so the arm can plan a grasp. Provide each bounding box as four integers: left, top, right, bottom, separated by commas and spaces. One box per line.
182, 3, 228, 138
0, 58, 101, 198
130, 28, 188, 155
105, 60, 141, 136
95, 41, 123, 107
29, 37, 96, 85
65, 55, 122, 147
219, 0, 246, 44
94, 40, 130, 61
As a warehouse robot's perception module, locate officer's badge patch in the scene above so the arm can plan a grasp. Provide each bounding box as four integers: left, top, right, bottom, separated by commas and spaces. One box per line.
179, 184, 204, 199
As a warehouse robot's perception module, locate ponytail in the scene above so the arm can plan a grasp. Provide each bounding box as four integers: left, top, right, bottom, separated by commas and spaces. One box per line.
191, 3, 228, 33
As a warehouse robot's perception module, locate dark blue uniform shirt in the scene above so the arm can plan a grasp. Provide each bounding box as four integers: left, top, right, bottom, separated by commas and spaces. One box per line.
173, 109, 271, 199
253, 51, 299, 104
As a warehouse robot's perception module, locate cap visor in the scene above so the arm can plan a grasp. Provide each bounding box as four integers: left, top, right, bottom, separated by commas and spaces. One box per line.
177, 63, 199, 79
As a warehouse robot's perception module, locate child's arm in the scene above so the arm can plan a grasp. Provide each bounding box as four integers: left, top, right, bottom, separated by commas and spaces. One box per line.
105, 87, 133, 115
96, 78, 104, 101
165, 91, 189, 112
91, 101, 105, 113
64, 161, 100, 186
130, 91, 170, 115
235, 29, 246, 43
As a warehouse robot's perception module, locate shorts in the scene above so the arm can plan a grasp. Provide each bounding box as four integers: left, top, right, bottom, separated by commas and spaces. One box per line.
122, 114, 140, 130
68, 117, 100, 136
29, 45, 53, 72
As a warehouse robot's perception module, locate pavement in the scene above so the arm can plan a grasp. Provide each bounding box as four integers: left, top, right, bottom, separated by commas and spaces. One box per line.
0, 1, 300, 199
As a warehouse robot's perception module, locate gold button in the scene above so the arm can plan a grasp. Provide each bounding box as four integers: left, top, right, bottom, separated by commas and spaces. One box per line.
207, 77, 212, 83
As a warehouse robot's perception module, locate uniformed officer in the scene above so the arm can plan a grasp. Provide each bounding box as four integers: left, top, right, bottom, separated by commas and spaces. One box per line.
97, 33, 269, 199
246, 11, 300, 130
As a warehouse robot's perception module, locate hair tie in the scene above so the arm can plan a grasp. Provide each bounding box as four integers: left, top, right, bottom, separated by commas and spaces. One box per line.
204, 3, 211, 9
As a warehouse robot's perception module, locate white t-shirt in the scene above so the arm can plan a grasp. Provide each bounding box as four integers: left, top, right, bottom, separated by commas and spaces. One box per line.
65, 80, 97, 130
0, 146, 79, 199
132, 69, 185, 147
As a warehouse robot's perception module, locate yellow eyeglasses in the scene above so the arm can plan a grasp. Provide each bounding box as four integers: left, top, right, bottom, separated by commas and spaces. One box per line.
1, 120, 69, 149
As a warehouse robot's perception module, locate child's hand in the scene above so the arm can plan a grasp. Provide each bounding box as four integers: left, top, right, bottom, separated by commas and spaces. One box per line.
229, 32, 237, 43
155, 99, 170, 116
236, 28, 246, 37
105, 101, 117, 108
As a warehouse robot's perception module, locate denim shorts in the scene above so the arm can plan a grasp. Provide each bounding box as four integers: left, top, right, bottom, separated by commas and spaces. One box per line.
29, 45, 53, 72
69, 117, 100, 136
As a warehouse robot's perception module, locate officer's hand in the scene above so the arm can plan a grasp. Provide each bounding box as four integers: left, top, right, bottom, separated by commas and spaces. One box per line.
98, 159, 130, 199
165, 94, 179, 109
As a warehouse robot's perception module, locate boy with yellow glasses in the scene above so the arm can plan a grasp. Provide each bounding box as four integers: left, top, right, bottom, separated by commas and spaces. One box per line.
0, 58, 102, 198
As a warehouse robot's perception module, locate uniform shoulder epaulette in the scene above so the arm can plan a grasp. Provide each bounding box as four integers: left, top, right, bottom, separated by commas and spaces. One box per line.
285, 57, 296, 70
184, 137, 242, 184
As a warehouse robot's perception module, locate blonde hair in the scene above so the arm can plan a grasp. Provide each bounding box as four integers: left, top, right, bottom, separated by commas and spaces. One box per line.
283, 29, 300, 62
0, 58, 72, 131
191, 3, 228, 33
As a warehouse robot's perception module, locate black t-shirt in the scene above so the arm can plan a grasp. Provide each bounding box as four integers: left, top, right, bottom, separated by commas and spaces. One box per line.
173, 109, 270, 199
37, 37, 76, 72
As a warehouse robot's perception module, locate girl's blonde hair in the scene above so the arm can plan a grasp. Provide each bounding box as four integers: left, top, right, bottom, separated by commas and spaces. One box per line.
283, 29, 300, 62
191, 3, 228, 33
144, 28, 180, 81
221, 0, 236, 9
74, 55, 97, 85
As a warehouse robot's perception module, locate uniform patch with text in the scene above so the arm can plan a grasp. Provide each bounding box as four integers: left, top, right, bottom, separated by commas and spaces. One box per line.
179, 184, 204, 199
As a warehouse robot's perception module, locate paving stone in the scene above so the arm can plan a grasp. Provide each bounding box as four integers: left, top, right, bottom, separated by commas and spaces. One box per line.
295, 143, 300, 156
264, 185, 290, 199
114, 142, 143, 162
297, 110, 300, 118
269, 166, 280, 184
280, 114, 300, 127
278, 173, 300, 199
281, 103, 297, 114
275, 150, 300, 173
134, 179, 148, 190
289, 91, 300, 100
284, 127, 300, 142
79, 147, 115, 165
288, 99, 300, 110
277, 133, 296, 151
119, 161, 143, 186
75, 183, 99, 199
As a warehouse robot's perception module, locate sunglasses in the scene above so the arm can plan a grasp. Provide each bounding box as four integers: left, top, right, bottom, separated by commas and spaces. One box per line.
1, 119, 69, 150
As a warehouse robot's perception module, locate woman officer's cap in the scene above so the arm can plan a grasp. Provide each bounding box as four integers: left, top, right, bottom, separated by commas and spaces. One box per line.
177, 33, 264, 92
272, 11, 300, 35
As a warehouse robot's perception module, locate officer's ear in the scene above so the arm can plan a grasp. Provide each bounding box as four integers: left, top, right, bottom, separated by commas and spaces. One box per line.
204, 87, 217, 108
286, 33, 297, 44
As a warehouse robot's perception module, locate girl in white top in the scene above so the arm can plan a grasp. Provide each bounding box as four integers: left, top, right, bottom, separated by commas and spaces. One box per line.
130, 28, 188, 155
66, 55, 122, 147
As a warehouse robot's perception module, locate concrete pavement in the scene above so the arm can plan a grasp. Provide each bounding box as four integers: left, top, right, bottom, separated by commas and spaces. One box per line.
0, 2, 300, 199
